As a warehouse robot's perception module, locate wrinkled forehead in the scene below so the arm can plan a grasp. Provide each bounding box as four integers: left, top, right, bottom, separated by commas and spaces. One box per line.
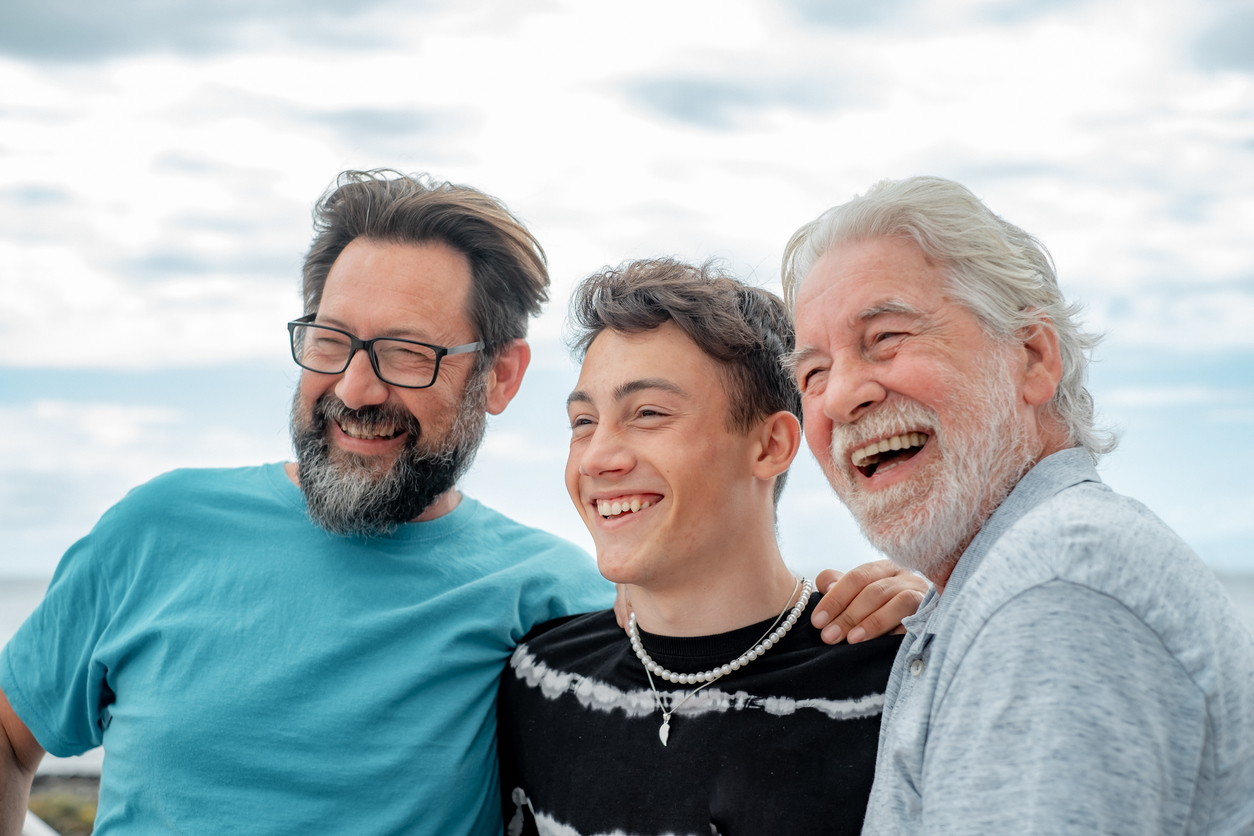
794, 240, 949, 334
320, 237, 476, 341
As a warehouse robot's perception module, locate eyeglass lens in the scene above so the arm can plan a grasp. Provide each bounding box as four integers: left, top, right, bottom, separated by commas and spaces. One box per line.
291, 324, 439, 387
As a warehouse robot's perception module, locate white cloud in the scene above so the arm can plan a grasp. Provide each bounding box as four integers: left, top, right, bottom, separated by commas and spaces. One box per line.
0, 0, 1251, 364
1, 0, 1252, 574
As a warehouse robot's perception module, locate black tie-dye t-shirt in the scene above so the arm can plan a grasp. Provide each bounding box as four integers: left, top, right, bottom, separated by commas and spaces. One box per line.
497, 598, 901, 836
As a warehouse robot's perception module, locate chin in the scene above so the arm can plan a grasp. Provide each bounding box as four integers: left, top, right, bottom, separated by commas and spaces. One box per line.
594, 548, 652, 587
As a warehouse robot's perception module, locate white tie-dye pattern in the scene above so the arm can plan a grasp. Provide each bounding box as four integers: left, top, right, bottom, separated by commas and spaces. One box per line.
510, 786, 699, 836
509, 643, 884, 722
533, 805, 701, 836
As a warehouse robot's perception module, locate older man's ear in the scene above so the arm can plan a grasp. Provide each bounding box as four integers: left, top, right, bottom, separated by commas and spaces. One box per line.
1015, 320, 1072, 455
1017, 320, 1063, 407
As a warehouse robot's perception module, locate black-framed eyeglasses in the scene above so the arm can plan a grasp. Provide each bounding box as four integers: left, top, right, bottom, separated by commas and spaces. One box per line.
286, 314, 483, 389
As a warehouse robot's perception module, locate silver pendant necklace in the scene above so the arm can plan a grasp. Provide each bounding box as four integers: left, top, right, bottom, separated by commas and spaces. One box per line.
629, 576, 813, 746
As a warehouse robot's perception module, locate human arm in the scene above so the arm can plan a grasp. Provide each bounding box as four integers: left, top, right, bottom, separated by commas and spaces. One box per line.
913, 581, 1203, 834
809, 560, 928, 644
0, 686, 44, 836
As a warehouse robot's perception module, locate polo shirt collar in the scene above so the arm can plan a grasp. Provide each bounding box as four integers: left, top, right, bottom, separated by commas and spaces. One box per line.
904, 447, 1102, 637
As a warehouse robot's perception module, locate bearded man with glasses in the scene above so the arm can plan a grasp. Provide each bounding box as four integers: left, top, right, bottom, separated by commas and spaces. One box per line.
0, 170, 615, 836
0, 170, 920, 836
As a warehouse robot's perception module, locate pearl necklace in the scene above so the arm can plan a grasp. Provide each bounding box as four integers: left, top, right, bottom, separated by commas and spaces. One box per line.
629, 576, 813, 746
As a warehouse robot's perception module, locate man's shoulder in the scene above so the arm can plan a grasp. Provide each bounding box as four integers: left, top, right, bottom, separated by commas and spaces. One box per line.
970, 478, 1212, 608
517, 609, 619, 654
455, 499, 597, 567
90, 463, 288, 534
115, 463, 284, 509
941, 478, 1254, 726
1024, 478, 1188, 551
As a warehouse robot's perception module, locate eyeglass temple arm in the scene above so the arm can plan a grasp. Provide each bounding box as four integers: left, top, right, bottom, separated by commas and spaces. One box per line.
444, 342, 484, 356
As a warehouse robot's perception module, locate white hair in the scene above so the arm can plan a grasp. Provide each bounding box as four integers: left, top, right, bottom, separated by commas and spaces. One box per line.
782, 176, 1117, 461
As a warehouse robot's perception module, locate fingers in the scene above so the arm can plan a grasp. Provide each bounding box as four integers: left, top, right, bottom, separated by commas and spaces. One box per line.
812, 560, 928, 644
814, 567, 844, 594
811, 560, 895, 638
613, 583, 632, 634
808, 568, 846, 633
842, 583, 926, 643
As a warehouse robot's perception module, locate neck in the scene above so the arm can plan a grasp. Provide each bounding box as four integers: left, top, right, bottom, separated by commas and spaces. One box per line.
929, 442, 1074, 597
628, 548, 800, 638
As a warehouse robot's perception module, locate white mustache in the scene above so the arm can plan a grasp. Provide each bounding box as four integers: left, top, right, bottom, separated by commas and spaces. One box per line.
829, 399, 939, 471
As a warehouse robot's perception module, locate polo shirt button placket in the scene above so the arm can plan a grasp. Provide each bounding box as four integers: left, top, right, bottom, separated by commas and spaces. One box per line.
909, 658, 925, 677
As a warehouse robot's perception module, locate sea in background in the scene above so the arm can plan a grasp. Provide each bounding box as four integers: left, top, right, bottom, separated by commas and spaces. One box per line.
11, 574, 1252, 647
4, 572, 1254, 778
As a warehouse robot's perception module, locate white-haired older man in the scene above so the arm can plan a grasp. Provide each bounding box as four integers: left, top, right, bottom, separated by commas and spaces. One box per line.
785, 177, 1254, 835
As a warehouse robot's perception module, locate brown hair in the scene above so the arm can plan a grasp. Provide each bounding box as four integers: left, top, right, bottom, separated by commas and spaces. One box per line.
568, 258, 801, 502
302, 169, 548, 366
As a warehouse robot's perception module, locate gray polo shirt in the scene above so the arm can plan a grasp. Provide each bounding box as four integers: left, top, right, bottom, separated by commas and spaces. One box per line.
862, 448, 1254, 835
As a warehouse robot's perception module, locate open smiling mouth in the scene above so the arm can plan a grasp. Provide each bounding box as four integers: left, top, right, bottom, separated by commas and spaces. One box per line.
850, 432, 930, 478
338, 421, 405, 441
597, 495, 658, 518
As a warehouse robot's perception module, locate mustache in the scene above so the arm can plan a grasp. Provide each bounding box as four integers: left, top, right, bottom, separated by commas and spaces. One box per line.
829, 399, 939, 464
313, 395, 423, 443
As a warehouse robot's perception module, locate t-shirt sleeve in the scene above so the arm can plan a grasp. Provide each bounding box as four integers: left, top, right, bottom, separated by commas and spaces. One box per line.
514, 541, 614, 638
919, 580, 1206, 835
0, 530, 119, 757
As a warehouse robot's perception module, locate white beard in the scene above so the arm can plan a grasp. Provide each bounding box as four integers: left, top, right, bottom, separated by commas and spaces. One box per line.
827, 355, 1038, 581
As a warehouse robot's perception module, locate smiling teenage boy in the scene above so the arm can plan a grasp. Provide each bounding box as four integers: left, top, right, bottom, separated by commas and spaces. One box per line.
496, 259, 924, 836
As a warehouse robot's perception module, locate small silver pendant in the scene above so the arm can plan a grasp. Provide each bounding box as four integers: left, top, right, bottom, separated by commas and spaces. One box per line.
659, 719, 670, 746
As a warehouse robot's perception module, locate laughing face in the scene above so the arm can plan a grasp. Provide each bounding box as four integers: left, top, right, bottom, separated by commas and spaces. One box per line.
291, 237, 487, 535
792, 236, 1039, 580
565, 322, 768, 589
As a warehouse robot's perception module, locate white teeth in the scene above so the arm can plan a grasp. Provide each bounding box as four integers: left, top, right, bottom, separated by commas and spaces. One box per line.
850, 433, 929, 468
598, 497, 655, 518
341, 423, 397, 440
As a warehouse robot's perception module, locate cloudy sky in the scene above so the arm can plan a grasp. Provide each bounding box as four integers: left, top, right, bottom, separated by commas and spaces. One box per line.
1, 0, 1251, 580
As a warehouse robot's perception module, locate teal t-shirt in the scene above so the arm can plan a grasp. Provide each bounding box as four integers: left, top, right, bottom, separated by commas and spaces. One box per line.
1, 464, 612, 835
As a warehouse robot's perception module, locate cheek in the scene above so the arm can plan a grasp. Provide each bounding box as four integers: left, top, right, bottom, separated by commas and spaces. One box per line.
564, 445, 584, 508
801, 402, 834, 464
297, 373, 330, 414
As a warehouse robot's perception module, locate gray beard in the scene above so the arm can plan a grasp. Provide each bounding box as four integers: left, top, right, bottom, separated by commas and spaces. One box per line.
827, 356, 1038, 581
290, 375, 487, 537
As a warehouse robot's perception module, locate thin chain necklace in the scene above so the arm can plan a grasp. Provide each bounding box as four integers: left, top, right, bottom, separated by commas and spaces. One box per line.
628, 576, 813, 746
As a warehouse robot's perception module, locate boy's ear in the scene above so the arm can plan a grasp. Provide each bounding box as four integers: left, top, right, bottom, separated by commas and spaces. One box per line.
751, 411, 802, 482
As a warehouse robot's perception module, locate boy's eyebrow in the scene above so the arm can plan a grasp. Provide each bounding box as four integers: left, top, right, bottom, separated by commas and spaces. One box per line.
615, 378, 688, 401
566, 378, 689, 409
